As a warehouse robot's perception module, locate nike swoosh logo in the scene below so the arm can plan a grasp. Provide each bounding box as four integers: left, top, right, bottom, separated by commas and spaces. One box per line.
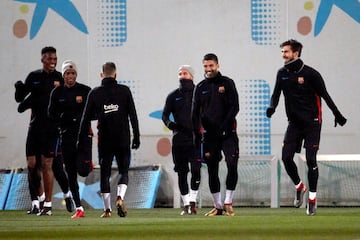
201, 90, 209, 94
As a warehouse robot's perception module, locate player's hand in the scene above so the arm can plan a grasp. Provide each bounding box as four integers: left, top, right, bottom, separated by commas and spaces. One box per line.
131, 136, 140, 149
266, 107, 275, 118
14, 80, 24, 89
14, 80, 27, 102
17, 95, 32, 113
334, 111, 347, 127
167, 121, 176, 130
169, 122, 185, 132
18, 101, 29, 113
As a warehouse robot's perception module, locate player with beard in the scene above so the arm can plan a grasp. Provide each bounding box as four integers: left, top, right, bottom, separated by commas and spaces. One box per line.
162, 65, 201, 215
192, 53, 239, 216
266, 39, 347, 215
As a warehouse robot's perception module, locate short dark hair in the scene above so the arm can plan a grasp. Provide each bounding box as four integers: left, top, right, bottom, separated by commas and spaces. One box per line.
102, 62, 116, 77
203, 53, 218, 64
280, 39, 303, 57
41, 46, 56, 55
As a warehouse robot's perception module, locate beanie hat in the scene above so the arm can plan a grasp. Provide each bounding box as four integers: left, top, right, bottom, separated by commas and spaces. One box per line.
178, 65, 194, 77
62, 60, 77, 76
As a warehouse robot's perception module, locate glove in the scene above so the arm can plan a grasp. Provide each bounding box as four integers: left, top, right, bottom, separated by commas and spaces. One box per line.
266, 107, 275, 118
18, 101, 30, 113
14, 80, 26, 102
17, 95, 32, 113
167, 121, 185, 132
334, 110, 347, 127
14, 80, 24, 89
131, 136, 140, 149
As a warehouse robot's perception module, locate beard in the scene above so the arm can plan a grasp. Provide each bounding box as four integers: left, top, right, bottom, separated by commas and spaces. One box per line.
284, 56, 296, 64
205, 70, 218, 78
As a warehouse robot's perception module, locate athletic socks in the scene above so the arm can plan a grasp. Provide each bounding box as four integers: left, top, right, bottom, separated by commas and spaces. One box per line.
76, 206, 84, 212
189, 189, 198, 203
212, 192, 222, 209
102, 193, 111, 211
32, 200, 40, 209
224, 190, 235, 205
43, 201, 52, 208
181, 194, 190, 206
117, 184, 127, 200
295, 181, 303, 190
63, 191, 72, 199
309, 191, 316, 201
38, 193, 45, 202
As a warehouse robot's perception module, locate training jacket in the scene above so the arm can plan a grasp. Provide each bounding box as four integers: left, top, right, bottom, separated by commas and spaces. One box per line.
48, 82, 91, 140
192, 72, 239, 136
79, 77, 139, 146
16, 69, 63, 132
269, 58, 340, 124
162, 80, 194, 146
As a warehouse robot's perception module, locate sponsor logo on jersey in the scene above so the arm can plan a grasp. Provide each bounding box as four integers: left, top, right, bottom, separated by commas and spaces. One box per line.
104, 104, 119, 113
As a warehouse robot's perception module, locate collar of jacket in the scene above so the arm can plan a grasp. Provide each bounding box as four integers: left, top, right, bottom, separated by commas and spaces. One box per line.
179, 79, 194, 91
101, 77, 117, 86
284, 58, 304, 73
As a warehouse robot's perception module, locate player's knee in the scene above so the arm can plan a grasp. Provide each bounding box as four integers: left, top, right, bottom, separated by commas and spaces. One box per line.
41, 158, 53, 170
282, 145, 296, 162
225, 151, 239, 167
305, 147, 318, 167
27, 162, 37, 169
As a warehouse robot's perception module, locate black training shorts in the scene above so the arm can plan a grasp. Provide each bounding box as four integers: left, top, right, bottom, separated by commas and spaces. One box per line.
26, 127, 59, 158
283, 121, 321, 152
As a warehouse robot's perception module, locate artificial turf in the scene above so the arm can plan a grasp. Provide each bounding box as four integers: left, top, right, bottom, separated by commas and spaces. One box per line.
0, 207, 359, 240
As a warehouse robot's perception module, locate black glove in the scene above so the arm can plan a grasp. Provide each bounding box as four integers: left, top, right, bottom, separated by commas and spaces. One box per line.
18, 101, 30, 113
17, 95, 32, 113
14, 80, 26, 102
14, 80, 24, 89
168, 121, 185, 132
266, 107, 275, 118
167, 121, 177, 131
131, 136, 140, 149
334, 110, 347, 127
